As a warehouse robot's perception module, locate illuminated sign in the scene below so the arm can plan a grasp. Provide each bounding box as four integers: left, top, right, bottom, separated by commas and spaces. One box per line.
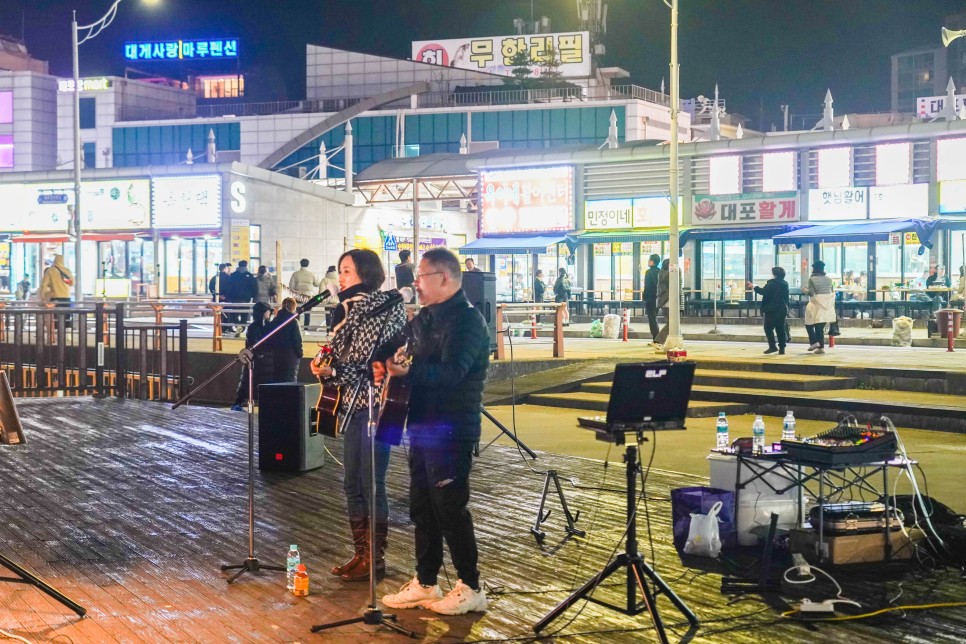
124, 38, 238, 61
868, 184, 928, 219
412, 31, 591, 78
939, 179, 966, 214
152, 176, 222, 230
58, 77, 112, 92
584, 197, 681, 230
0, 180, 150, 232
917, 93, 966, 119
480, 166, 573, 235
807, 187, 867, 221
692, 192, 799, 226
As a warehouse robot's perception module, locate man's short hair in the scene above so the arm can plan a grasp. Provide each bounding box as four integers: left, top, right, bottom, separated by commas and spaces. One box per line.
257, 265, 268, 275
399, 250, 411, 262
422, 247, 462, 282
237, 260, 248, 269
772, 266, 786, 279
300, 258, 310, 268
338, 249, 385, 291
282, 297, 297, 312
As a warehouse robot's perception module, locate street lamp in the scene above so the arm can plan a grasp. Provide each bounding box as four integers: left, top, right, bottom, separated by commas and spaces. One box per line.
71, 0, 159, 302
664, 0, 684, 352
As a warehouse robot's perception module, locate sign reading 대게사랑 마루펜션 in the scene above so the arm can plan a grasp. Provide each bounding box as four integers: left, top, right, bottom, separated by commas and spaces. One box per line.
412, 32, 591, 78
124, 38, 239, 62
691, 192, 799, 226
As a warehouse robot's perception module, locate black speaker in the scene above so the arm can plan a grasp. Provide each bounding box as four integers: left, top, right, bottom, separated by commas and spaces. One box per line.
257, 382, 325, 471
462, 270, 497, 352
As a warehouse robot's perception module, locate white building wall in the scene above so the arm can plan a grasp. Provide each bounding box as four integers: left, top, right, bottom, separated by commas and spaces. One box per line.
0, 71, 57, 173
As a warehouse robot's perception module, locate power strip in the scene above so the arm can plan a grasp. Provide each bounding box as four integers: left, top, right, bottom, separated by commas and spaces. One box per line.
799, 598, 836, 613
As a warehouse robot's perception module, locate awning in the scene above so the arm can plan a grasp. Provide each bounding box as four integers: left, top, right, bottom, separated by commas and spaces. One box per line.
458, 234, 571, 255
772, 219, 938, 245
679, 224, 808, 246
573, 229, 669, 244
11, 232, 139, 243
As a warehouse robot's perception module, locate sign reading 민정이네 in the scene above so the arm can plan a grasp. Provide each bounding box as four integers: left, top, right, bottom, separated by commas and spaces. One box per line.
0, 179, 150, 233
124, 38, 238, 61
584, 196, 682, 230
692, 192, 799, 226
412, 32, 591, 78
152, 176, 222, 230
480, 166, 573, 235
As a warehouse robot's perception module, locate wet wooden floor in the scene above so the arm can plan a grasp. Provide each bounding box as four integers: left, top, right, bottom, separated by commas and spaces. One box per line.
0, 397, 963, 643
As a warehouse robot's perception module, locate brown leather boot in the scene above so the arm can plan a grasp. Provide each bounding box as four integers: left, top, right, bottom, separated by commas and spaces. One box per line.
330, 517, 367, 577
341, 521, 387, 582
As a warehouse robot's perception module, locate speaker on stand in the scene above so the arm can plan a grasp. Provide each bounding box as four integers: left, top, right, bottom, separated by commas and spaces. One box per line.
462, 270, 497, 353
257, 382, 325, 471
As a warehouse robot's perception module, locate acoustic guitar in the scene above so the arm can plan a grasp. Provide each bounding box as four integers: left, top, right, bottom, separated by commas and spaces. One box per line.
375, 345, 411, 446
313, 346, 342, 437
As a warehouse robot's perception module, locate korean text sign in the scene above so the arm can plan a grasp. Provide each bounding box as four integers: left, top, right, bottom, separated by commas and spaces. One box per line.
412, 32, 591, 78
480, 167, 573, 235
151, 176, 222, 230
124, 39, 239, 61
692, 192, 800, 226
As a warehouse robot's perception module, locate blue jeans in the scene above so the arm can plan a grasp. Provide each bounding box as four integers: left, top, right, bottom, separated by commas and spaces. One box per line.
342, 410, 391, 521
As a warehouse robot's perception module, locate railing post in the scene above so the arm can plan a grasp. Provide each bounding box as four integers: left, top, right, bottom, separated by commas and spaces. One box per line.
94, 302, 105, 397
531, 312, 538, 340
495, 304, 506, 360
115, 303, 126, 399
209, 304, 224, 352
179, 319, 189, 400
77, 307, 88, 392
13, 312, 23, 390
554, 303, 565, 358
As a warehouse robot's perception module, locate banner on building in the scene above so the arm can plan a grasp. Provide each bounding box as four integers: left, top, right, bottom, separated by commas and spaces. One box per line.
0, 179, 150, 232
584, 196, 682, 230
868, 184, 928, 219
229, 219, 250, 264
152, 176, 222, 230
692, 192, 799, 226
939, 179, 966, 214
916, 94, 966, 119
412, 32, 591, 78
808, 187, 867, 221
480, 166, 573, 235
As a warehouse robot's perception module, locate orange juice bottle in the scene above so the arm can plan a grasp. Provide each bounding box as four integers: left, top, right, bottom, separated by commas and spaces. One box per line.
293, 563, 309, 596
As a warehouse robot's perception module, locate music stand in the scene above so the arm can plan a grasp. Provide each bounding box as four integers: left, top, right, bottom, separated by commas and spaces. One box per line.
534, 362, 700, 644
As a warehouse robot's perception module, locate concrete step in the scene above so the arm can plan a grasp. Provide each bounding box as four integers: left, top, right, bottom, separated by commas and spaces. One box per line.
526, 391, 751, 418
579, 370, 858, 393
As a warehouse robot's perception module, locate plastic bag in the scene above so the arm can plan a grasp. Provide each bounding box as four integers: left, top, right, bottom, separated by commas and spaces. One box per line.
671, 486, 736, 551
683, 500, 723, 558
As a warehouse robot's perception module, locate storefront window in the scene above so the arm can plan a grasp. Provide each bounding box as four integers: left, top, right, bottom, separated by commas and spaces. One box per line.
494, 253, 532, 302
776, 245, 801, 290
951, 231, 966, 285
875, 240, 901, 290
639, 241, 665, 296
723, 240, 745, 300
0, 242, 10, 292
843, 243, 867, 297
903, 239, 929, 288
819, 243, 843, 279
130, 240, 155, 296
700, 241, 721, 299
536, 245, 562, 302
194, 238, 222, 295
592, 243, 612, 297
750, 240, 775, 287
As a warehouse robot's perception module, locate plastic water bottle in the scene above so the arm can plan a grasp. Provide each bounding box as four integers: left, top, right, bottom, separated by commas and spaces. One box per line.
293, 563, 310, 596
752, 415, 766, 454
286, 544, 300, 591
782, 411, 797, 442
715, 412, 730, 450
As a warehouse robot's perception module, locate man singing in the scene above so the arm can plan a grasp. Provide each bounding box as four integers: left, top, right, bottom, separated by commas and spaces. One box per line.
376, 248, 490, 616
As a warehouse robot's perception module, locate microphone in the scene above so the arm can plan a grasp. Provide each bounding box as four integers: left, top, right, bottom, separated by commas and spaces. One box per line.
297, 290, 331, 313
365, 290, 404, 317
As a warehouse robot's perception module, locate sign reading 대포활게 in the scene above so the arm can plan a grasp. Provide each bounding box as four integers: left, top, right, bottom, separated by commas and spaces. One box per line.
124, 38, 238, 61
692, 192, 799, 226
480, 166, 574, 235
412, 32, 591, 78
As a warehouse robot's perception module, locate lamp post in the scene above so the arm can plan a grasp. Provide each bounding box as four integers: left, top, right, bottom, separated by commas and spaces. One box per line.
71, 0, 157, 302
664, 0, 684, 351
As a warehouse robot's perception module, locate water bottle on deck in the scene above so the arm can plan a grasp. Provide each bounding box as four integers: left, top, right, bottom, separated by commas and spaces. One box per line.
715, 412, 730, 450
286, 544, 301, 591
752, 415, 766, 454
782, 411, 797, 442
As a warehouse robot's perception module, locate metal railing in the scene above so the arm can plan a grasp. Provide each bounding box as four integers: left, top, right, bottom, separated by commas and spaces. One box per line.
495, 302, 567, 360
113, 84, 676, 122
0, 303, 189, 402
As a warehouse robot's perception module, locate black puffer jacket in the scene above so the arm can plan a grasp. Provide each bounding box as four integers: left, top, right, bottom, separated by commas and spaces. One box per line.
377, 288, 489, 447
754, 278, 789, 317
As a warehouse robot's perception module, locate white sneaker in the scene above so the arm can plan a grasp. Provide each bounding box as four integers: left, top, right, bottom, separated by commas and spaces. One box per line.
427, 580, 488, 615
381, 576, 442, 609
813, 347, 825, 354
807, 343, 819, 351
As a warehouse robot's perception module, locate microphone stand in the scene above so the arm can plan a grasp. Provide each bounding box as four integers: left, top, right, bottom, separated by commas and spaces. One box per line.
313, 302, 416, 638
171, 298, 321, 583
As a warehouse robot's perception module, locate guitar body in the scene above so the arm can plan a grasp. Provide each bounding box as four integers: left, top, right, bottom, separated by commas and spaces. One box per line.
315, 383, 341, 437
375, 376, 410, 445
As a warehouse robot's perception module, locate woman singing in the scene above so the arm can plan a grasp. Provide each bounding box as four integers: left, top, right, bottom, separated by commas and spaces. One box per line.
310, 249, 407, 582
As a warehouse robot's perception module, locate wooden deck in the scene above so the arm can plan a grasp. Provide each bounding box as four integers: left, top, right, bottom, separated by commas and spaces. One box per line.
0, 397, 963, 643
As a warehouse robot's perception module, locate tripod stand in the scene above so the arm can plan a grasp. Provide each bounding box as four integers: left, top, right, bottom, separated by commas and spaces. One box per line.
0, 550, 86, 617
534, 441, 699, 643
172, 298, 323, 583
480, 406, 537, 459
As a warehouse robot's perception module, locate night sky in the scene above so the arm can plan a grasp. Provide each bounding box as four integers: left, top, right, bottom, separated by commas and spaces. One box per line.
1, 0, 963, 129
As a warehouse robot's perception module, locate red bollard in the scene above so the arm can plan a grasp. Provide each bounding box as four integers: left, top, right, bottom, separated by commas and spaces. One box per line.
531, 313, 537, 339
948, 313, 955, 353
829, 333, 835, 349
622, 308, 629, 342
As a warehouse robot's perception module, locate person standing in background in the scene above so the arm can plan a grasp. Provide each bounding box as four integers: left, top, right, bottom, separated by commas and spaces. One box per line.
289, 258, 320, 329
39, 255, 74, 329
533, 269, 546, 302
15, 274, 30, 300
464, 258, 481, 272
224, 260, 258, 335
805, 260, 836, 354
395, 250, 415, 302
254, 265, 277, 305
552, 267, 572, 326
230, 301, 275, 412
748, 267, 789, 355
269, 298, 303, 382
643, 254, 661, 345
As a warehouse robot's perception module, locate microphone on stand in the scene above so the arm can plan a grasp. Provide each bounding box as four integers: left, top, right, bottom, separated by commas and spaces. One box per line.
297, 290, 332, 314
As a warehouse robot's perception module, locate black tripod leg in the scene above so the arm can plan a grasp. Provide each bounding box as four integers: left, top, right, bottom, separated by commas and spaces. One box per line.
0, 552, 86, 617
630, 557, 669, 644
638, 559, 699, 626
481, 406, 537, 459
533, 555, 626, 633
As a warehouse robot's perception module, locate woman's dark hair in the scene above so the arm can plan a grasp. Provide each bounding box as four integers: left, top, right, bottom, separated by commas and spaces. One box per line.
812, 260, 825, 273
558, 267, 567, 277
257, 265, 268, 275
772, 266, 786, 279
338, 248, 385, 291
